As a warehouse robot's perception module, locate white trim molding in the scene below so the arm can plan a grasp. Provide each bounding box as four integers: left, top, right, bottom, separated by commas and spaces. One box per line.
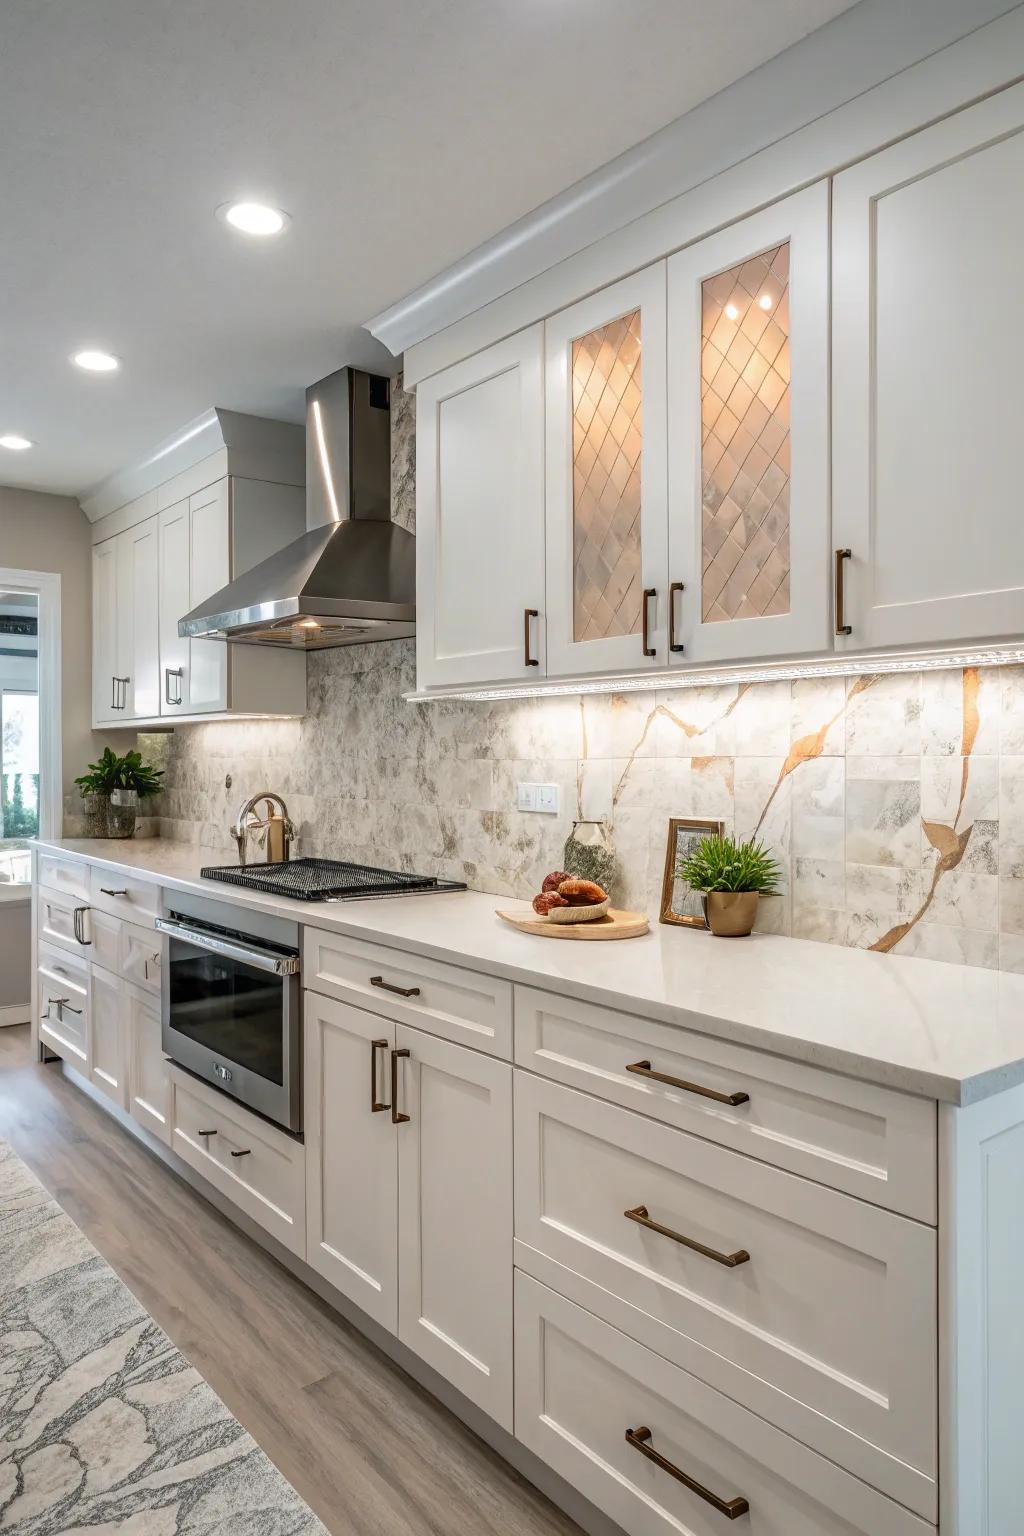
0, 567, 62, 842
0, 1004, 31, 1028
381, 1, 1024, 378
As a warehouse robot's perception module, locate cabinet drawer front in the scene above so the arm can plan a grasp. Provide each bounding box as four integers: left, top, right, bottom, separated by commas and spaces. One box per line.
120, 921, 163, 994
38, 854, 90, 904
37, 887, 92, 958
171, 1071, 305, 1257
515, 1075, 936, 1515
514, 1275, 932, 1536
515, 986, 936, 1222
88, 866, 161, 926
304, 928, 512, 1057
38, 941, 90, 1066
89, 908, 122, 974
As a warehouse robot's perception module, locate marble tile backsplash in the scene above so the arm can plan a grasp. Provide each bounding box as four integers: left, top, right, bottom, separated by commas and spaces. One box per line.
142, 649, 1024, 972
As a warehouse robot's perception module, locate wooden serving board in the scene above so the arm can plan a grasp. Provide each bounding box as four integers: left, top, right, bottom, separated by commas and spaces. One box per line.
495, 906, 649, 941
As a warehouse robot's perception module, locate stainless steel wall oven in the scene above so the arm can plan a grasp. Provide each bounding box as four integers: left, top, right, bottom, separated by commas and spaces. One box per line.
157, 892, 301, 1132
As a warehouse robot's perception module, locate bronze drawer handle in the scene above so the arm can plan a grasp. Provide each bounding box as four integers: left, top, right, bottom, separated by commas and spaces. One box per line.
198, 1129, 218, 1137
625, 1205, 750, 1268
370, 975, 420, 999
100, 887, 129, 897
641, 588, 657, 657
230, 1149, 252, 1159
524, 608, 540, 667
371, 1038, 390, 1113
72, 906, 92, 945
625, 1059, 749, 1108
834, 547, 852, 636
391, 1047, 411, 1125
625, 1426, 749, 1520
668, 581, 685, 653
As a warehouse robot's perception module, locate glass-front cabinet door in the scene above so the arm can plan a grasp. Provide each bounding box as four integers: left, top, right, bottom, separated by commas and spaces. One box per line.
666, 182, 829, 664
544, 265, 668, 677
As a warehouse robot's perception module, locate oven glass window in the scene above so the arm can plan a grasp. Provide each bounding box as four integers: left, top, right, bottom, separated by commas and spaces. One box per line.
166, 942, 284, 1085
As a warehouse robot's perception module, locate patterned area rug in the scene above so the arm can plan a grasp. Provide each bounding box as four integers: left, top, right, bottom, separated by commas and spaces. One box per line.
0, 1140, 327, 1534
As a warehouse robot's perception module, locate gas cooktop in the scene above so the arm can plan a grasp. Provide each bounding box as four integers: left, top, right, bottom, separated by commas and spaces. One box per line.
200, 857, 467, 903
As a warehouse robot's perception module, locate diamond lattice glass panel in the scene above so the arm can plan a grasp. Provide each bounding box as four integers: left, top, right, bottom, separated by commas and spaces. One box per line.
572, 310, 643, 643
701, 243, 791, 623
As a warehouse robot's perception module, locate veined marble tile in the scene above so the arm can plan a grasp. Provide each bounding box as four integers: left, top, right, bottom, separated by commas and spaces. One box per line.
999, 666, 1024, 755
654, 684, 741, 758
998, 875, 1024, 937
752, 892, 791, 935
577, 758, 615, 822
730, 680, 792, 756
846, 772, 921, 870
793, 857, 845, 909
790, 756, 844, 860
612, 756, 735, 822
921, 755, 998, 827
921, 666, 999, 756
999, 756, 1024, 845
845, 672, 922, 756
791, 675, 845, 756
845, 862, 922, 913
998, 932, 1024, 974
734, 757, 790, 892
580, 693, 661, 760
889, 921, 1000, 970
791, 904, 850, 947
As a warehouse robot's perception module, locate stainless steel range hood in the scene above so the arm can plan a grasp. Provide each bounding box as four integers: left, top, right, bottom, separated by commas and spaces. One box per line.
179, 368, 415, 650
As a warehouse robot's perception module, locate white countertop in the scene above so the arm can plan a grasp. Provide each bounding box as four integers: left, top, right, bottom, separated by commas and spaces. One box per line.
34, 837, 1024, 1105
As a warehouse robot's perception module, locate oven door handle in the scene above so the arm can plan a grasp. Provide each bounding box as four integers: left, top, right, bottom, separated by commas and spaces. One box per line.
155, 918, 300, 976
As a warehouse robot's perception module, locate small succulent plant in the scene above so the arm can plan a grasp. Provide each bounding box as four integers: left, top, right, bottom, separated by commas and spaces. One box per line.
677, 833, 781, 895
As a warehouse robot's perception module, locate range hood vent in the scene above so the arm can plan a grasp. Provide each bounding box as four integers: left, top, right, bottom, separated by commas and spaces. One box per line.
179, 368, 415, 650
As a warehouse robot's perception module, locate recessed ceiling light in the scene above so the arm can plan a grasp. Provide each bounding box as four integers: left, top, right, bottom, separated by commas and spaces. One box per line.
0, 434, 33, 451
217, 201, 289, 237
758, 294, 773, 311
72, 349, 120, 373
724, 303, 739, 321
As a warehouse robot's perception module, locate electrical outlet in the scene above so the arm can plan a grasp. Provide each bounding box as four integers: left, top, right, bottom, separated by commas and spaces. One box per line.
516, 782, 561, 814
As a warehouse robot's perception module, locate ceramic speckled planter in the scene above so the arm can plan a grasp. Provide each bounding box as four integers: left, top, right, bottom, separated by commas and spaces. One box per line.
704, 890, 759, 937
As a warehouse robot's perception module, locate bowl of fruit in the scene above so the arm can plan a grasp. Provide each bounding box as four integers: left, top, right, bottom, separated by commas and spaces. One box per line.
532, 871, 611, 923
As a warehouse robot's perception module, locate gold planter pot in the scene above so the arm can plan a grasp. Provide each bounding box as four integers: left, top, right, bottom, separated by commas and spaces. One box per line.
704, 890, 759, 938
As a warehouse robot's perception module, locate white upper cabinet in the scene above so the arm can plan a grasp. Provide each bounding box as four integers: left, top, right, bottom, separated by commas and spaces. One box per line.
187, 480, 230, 714
833, 85, 1024, 652
416, 326, 546, 689
157, 499, 191, 716
123, 517, 160, 720
544, 265, 668, 677
667, 182, 830, 665
91, 538, 120, 726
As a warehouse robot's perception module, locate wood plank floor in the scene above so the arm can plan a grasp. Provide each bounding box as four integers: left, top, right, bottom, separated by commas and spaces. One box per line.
0, 1026, 582, 1536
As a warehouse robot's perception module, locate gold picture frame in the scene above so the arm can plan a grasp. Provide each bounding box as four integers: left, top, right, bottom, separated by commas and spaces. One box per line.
660, 817, 725, 928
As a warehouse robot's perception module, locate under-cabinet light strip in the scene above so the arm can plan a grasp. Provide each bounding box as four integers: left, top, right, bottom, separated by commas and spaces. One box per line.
404, 646, 1024, 704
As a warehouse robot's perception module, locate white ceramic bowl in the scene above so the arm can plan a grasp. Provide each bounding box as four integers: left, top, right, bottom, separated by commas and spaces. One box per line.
545, 897, 611, 924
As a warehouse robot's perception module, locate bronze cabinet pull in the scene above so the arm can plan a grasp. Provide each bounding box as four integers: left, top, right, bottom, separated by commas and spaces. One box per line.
391, 1047, 411, 1125
834, 547, 852, 636
371, 1038, 390, 1113
625, 1058, 749, 1108
625, 1204, 750, 1268
524, 608, 540, 667
641, 588, 657, 657
230, 1148, 252, 1158
100, 887, 129, 898
370, 975, 421, 999
198, 1129, 218, 1137
624, 1426, 750, 1520
72, 906, 92, 945
668, 581, 685, 653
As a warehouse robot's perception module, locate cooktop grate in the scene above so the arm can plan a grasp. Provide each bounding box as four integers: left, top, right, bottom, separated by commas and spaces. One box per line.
200, 857, 466, 902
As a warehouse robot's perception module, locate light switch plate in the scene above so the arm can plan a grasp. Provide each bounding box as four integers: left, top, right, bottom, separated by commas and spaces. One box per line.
516, 782, 561, 814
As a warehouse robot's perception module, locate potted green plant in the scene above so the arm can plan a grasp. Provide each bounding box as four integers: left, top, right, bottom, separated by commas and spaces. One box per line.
676, 833, 781, 937
75, 748, 164, 839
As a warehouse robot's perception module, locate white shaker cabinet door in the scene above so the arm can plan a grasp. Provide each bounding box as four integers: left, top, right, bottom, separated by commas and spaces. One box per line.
667, 181, 829, 664
89, 965, 127, 1110
833, 84, 1024, 651
123, 517, 161, 721
188, 479, 230, 712
158, 498, 191, 716
304, 992, 398, 1332
125, 982, 170, 1144
544, 264, 668, 677
395, 1024, 513, 1429
92, 538, 120, 726
415, 326, 546, 689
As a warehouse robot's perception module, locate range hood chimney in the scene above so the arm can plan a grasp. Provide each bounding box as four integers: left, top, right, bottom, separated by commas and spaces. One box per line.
179, 368, 415, 650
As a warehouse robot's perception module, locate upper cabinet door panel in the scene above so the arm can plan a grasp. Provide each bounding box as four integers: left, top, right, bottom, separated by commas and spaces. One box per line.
667, 182, 829, 664
544, 265, 668, 677
188, 480, 230, 712
158, 499, 190, 717
124, 519, 160, 720
416, 326, 546, 690
833, 86, 1024, 652
92, 539, 119, 726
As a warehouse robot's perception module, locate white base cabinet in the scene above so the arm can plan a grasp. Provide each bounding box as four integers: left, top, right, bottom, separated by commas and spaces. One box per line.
125, 982, 171, 1144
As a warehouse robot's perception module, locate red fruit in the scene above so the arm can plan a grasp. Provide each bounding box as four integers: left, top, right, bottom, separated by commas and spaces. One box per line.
542, 870, 571, 893
533, 891, 569, 916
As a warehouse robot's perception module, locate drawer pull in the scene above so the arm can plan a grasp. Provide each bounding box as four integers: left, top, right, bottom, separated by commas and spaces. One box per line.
371, 1038, 390, 1113
624, 1205, 750, 1269
625, 1426, 749, 1520
641, 588, 657, 657
625, 1059, 749, 1108
198, 1129, 218, 1137
524, 607, 540, 667
100, 887, 129, 898
230, 1149, 252, 1159
391, 1047, 411, 1125
72, 906, 92, 945
46, 997, 83, 1020
370, 975, 421, 999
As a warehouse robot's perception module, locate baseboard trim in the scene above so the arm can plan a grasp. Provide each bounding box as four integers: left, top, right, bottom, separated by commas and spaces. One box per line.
59, 1061, 624, 1536
0, 1005, 31, 1028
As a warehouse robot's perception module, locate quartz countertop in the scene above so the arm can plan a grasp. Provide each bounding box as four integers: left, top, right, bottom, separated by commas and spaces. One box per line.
33, 837, 1024, 1105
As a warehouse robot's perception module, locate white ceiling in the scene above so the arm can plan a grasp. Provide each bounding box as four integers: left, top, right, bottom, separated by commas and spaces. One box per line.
1, 0, 858, 498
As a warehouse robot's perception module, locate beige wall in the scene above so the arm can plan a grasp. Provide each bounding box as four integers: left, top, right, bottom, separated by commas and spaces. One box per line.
0, 484, 96, 812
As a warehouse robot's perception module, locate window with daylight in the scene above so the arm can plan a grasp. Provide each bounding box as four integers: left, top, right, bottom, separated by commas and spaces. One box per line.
0, 592, 41, 884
